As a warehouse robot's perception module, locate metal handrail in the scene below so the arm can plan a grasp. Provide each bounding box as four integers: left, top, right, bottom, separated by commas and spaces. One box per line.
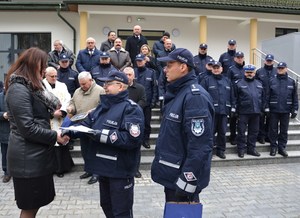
252, 48, 300, 86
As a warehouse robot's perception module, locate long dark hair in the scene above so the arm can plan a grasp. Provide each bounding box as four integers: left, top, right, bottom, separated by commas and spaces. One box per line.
5, 47, 48, 91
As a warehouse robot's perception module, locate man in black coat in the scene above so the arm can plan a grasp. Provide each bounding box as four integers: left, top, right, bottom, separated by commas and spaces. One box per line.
123, 66, 147, 178
125, 25, 148, 64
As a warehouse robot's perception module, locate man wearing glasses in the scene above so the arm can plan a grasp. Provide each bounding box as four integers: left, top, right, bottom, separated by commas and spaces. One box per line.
76, 37, 101, 73
231, 64, 264, 158
63, 70, 144, 217
193, 43, 213, 76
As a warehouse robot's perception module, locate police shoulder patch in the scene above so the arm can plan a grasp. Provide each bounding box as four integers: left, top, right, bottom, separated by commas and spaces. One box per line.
191, 118, 205, 136
184, 172, 197, 182
129, 123, 141, 138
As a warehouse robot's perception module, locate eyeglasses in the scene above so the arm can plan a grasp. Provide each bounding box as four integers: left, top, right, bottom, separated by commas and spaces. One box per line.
48, 75, 58, 78
104, 81, 121, 86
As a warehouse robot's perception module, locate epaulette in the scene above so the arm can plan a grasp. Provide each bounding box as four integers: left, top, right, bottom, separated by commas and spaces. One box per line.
190, 84, 201, 95
127, 99, 137, 105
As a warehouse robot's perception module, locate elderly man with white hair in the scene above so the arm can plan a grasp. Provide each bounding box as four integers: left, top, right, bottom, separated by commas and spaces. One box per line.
43, 67, 74, 178
67, 71, 105, 184
75, 37, 101, 73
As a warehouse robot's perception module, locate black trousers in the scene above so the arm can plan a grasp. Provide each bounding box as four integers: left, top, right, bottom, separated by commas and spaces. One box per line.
214, 114, 227, 152
258, 113, 270, 140
236, 114, 260, 151
143, 106, 152, 142
99, 177, 134, 218
268, 113, 290, 150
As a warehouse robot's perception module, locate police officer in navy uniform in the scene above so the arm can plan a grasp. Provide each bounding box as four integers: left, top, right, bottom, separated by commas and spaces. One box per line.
201, 61, 232, 159
193, 43, 213, 76
227, 51, 245, 145
90, 52, 116, 86
151, 48, 214, 203
62, 70, 144, 217
232, 64, 264, 158
255, 54, 277, 144
219, 39, 237, 76
134, 54, 158, 149
57, 54, 80, 97
266, 62, 298, 157
197, 58, 214, 84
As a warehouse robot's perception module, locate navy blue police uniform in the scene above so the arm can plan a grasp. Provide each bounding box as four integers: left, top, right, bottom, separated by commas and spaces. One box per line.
63, 71, 144, 217
218, 39, 237, 76
151, 48, 214, 203
266, 62, 298, 156
226, 52, 245, 144
201, 62, 232, 158
134, 54, 158, 147
193, 44, 213, 76
255, 55, 277, 143
90, 52, 116, 86
57, 55, 80, 97
232, 65, 264, 157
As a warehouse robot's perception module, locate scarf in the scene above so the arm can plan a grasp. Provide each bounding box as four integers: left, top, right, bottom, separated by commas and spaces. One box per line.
9, 74, 61, 114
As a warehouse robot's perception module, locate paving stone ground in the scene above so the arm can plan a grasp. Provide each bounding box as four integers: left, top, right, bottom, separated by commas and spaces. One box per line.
0, 163, 300, 218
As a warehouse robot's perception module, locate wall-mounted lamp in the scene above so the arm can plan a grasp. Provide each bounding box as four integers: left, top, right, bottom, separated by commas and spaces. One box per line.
127, 16, 132, 23
136, 17, 146, 22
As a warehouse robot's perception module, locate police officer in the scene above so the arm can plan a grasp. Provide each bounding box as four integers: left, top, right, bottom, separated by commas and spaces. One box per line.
63, 70, 144, 217
201, 61, 232, 159
266, 62, 298, 157
151, 48, 214, 203
227, 51, 245, 145
255, 54, 277, 144
232, 64, 263, 158
134, 54, 158, 149
219, 39, 237, 75
57, 54, 80, 97
193, 43, 213, 76
197, 58, 214, 84
90, 52, 116, 86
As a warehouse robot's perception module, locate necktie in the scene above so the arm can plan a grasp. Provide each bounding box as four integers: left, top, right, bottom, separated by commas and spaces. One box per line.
89, 49, 93, 56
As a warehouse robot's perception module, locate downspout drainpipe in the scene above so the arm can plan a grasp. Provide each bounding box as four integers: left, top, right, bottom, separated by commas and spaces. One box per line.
57, 4, 76, 53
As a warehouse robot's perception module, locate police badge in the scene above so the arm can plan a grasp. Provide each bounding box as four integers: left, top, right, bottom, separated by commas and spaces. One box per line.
191, 119, 204, 136
129, 123, 141, 137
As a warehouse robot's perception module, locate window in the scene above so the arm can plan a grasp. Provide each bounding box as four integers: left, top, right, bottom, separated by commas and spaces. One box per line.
0, 32, 51, 82
117, 30, 164, 50
275, 27, 298, 37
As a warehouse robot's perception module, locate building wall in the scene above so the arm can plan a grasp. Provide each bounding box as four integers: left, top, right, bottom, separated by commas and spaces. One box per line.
0, 9, 300, 71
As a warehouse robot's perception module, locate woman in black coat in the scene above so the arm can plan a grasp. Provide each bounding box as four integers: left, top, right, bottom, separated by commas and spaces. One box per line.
5, 47, 69, 218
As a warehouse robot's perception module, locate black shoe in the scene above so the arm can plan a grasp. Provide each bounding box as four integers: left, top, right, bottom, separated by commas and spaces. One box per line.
270, 148, 277, 156
135, 171, 142, 178
57, 173, 64, 178
2, 175, 11, 183
238, 150, 244, 158
265, 138, 270, 143
79, 172, 92, 179
258, 138, 265, 144
216, 151, 226, 159
142, 141, 151, 149
230, 139, 237, 145
247, 149, 261, 157
88, 176, 98, 184
278, 149, 288, 157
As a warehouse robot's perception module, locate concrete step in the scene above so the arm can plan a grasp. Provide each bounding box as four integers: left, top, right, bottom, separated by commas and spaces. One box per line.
138, 151, 300, 169
72, 150, 300, 171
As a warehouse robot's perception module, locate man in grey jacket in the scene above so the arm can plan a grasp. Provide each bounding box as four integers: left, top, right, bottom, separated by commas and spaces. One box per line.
108, 38, 132, 71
